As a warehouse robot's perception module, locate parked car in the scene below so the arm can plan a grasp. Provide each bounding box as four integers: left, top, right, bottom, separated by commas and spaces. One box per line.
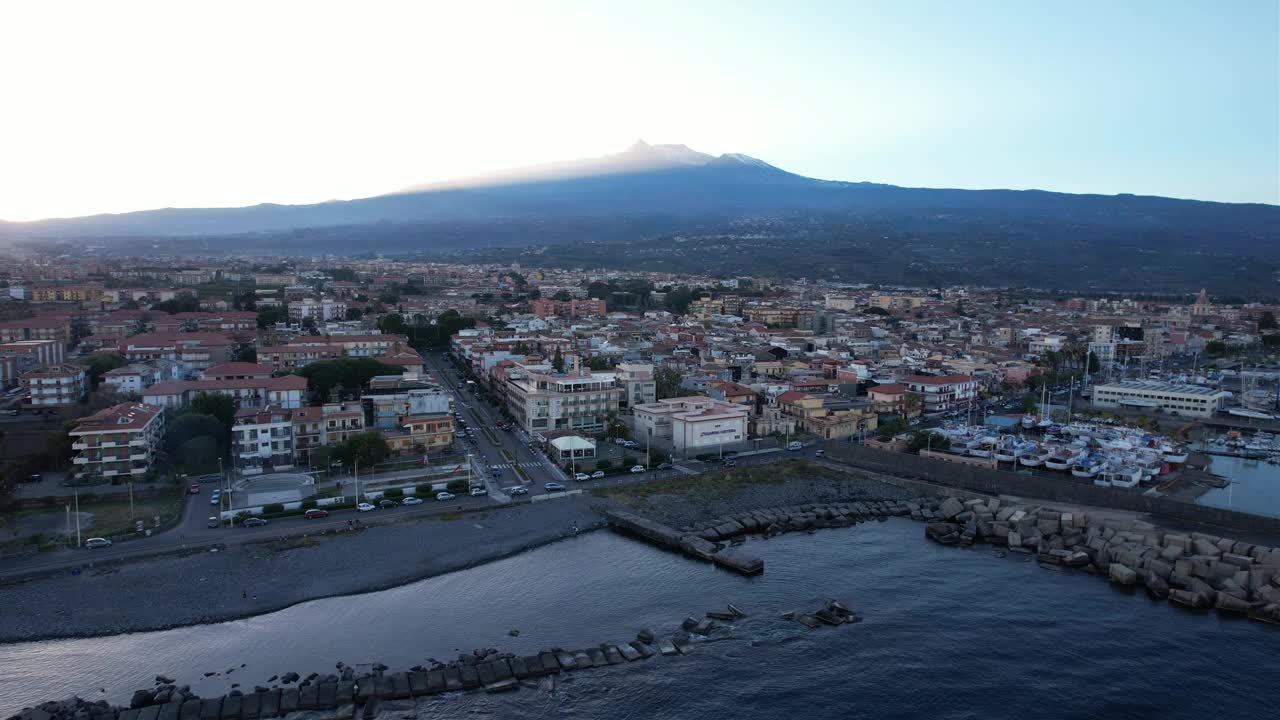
400, 496, 423, 505
622, 440, 638, 448
787, 441, 803, 451
630, 465, 646, 473
242, 517, 268, 527
304, 509, 330, 519
591, 470, 605, 479
209, 494, 220, 506
507, 486, 529, 495
657, 462, 673, 470
544, 482, 565, 492
724, 459, 737, 467
84, 537, 112, 549
378, 499, 398, 509
23, 474, 42, 483
814, 449, 824, 457
574, 472, 591, 482
188, 482, 201, 494
613, 437, 627, 446
469, 487, 487, 497
435, 491, 455, 501
356, 502, 376, 512
492, 468, 502, 477
207, 516, 220, 528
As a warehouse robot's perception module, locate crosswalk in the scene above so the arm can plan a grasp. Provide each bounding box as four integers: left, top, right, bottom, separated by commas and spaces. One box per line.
491, 462, 546, 470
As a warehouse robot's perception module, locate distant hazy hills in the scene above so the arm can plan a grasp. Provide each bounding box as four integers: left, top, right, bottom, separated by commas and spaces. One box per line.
2, 141, 1276, 292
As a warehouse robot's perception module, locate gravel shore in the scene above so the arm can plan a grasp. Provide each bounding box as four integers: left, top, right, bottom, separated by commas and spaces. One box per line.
0, 497, 605, 643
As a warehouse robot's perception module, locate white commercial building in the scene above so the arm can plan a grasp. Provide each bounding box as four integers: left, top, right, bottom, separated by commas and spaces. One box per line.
633, 396, 749, 457
1090, 380, 1228, 418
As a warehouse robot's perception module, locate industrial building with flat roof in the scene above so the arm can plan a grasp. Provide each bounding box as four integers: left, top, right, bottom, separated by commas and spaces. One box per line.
1090, 380, 1228, 418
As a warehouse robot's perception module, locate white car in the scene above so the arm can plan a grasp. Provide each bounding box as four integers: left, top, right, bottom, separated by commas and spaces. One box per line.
84, 537, 112, 549
506, 486, 529, 495
469, 487, 487, 497
630, 465, 646, 474
436, 491, 456, 501
591, 470, 605, 479
400, 496, 423, 505
574, 472, 591, 482
356, 502, 376, 512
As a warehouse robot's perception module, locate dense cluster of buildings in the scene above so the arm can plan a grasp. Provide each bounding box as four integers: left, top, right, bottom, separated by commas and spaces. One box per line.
1, 253, 1275, 479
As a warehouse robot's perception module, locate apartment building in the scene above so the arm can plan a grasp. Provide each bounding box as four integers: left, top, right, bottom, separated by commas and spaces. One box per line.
257, 334, 410, 371
233, 406, 295, 474
22, 365, 87, 407
777, 391, 878, 440
0, 316, 73, 346
1091, 380, 1228, 418
529, 297, 606, 319
114, 333, 235, 374
365, 386, 452, 430
504, 366, 622, 435
101, 361, 180, 394
867, 383, 919, 418
385, 414, 454, 453
0, 339, 64, 388
904, 375, 978, 415
289, 299, 348, 323
291, 402, 366, 465
142, 375, 307, 410
70, 403, 166, 480
633, 396, 749, 455
614, 363, 657, 409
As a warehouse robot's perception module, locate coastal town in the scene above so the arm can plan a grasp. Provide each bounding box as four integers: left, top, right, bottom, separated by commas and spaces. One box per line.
1, 253, 1279, 555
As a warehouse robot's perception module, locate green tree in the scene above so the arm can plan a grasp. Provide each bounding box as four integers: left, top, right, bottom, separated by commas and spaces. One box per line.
1205, 340, 1228, 357
585, 356, 613, 371
345, 306, 364, 321
337, 431, 390, 467
150, 293, 200, 314
299, 359, 404, 398
862, 306, 890, 316
165, 413, 229, 456
551, 346, 564, 372
174, 436, 220, 469
256, 306, 288, 329
190, 392, 236, 433
655, 368, 683, 399
378, 312, 406, 335
907, 430, 949, 452
1259, 311, 1278, 330
233, 344, 258, 363
81, 353, 127, 390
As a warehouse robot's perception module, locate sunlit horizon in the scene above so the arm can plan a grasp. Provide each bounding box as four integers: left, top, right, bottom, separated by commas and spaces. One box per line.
2, 0, 1276, 222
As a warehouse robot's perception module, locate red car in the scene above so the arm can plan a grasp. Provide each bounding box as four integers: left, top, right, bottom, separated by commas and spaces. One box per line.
189, 483, 201, 494
304, 509, 330, 519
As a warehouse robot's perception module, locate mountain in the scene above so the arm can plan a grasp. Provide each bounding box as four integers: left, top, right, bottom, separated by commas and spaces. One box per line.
1, 141, 1277, 292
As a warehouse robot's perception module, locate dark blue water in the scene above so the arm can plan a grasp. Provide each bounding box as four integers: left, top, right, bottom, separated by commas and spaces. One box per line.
2, 519, 1274, 718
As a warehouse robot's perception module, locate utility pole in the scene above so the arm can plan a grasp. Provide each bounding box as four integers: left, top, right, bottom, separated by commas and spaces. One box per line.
65, 502, 71, 547
128, 481, 135, 520
354, 459, 360, 503
74, 490, 81, 547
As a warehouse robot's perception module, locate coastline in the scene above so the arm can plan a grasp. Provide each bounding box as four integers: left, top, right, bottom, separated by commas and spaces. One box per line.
0, 463, 911, 645
0, 497, 607, 644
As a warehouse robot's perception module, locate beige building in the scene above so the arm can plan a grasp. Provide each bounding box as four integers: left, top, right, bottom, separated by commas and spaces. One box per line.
504, 365, 623, 435
22, 364, 87, 407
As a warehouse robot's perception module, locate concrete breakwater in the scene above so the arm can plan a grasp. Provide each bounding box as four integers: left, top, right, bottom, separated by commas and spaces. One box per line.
663, 492, 1280, 627
7, 632, 692, 720
605, 509, 764, 574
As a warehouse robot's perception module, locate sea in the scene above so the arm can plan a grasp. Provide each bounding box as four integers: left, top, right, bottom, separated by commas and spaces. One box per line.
1, 519, 1275, 718
1197, 454, 1280, 518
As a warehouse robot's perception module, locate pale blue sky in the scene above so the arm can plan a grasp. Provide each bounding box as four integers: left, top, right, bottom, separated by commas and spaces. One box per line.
1, 0, 1276, 220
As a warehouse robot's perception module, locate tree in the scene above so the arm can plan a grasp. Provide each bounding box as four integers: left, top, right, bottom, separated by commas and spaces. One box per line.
337, 431, 390, 467
299, 359, 404, 398
150, 293, 200, 314
655, 368, 683, 399
1259, 311, 1278, 330
585, 356, 613, 371
345, 306, 364, 321
862, 306, 890, 316
301, 317, 318, 333
233, 345, 258, 363
596, 459, 613, 471
551, 290, 573, 301
1205, 340, 1228, 357
907, 430, 949, 453
378, 313, 406, 335
551, 346, 565, 372
190, 392, 236, 434
256, 306, 288, 329
174, 436, 220, 469
1262, 334, 1280, 348
876, 417, 908, 438
81, 353, 127, 390
165, 413, 229, 456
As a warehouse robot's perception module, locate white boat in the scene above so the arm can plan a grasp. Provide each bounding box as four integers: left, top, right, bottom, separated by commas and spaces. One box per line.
1161, 447, 1189, 464
1107, 465, 1142, 489
1071, 458, 1102, 478
1093, 476, 1112, 487
1044, 446, 1075, 471
1020, 450, 1047, 467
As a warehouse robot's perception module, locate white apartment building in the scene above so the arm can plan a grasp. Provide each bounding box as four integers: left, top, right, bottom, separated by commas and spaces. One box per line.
614, 363, 657, 409
1091, 380, 1228, 418
70, 403, 166, 480
633, 396, 749, 456
904, 375, 978, 415
22, 364, 87, 407
233, 406, 296, 474
504, 366, 622, 435
289, 298, 348, 323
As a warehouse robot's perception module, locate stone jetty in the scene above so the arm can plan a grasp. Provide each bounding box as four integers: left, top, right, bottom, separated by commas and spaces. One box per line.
605, 509, 763, 574
6, 629, 701, 720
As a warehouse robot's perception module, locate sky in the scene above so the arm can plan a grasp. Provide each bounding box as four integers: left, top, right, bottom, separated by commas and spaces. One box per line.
1, 0, 1276, 221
